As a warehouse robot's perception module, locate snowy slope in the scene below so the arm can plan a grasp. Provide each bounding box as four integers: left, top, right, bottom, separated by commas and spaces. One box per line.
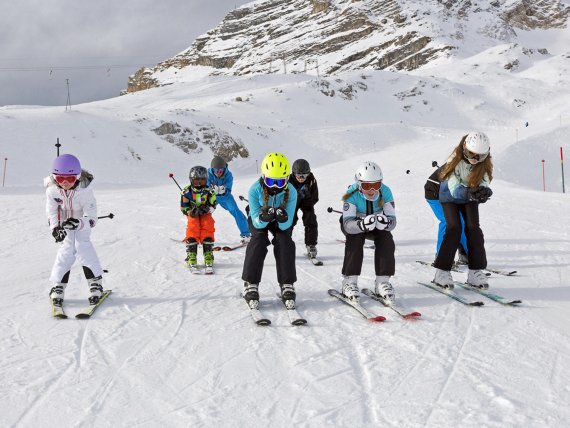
1, 40, 570, 428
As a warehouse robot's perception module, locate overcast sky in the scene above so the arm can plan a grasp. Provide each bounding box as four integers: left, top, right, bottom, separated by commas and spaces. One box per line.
0, 0, 252, 106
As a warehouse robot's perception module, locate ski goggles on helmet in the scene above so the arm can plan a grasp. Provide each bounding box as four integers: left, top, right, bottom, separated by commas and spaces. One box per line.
463, 147, 488, 163
359, 181, 382, 191
213, 168, 225, 176
295, 173, 309, 180
53, 174, 79, 185
264, 176, 288, 189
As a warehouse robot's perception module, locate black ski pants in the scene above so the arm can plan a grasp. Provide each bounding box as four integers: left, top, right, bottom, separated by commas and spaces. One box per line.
433, 202, 487, 271
292, 205, 318, 246
341, 228, 395, 277
242, 217, 297, 285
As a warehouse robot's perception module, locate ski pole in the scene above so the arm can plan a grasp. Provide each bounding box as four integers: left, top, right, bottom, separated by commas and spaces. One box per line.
327, 207, 342, 214
238, 195, 249, 202
98, 213, 114, 220
168, 173, 183, 191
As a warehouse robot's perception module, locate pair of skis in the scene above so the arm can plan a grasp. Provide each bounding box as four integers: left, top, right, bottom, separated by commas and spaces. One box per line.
328, 288, 421, 321
52, 290, 112, 319
418, 281, 522, 306
242, 294, 307, 326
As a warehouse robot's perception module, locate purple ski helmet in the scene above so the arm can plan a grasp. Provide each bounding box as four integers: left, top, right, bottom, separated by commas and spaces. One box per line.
52, 154, 81, 175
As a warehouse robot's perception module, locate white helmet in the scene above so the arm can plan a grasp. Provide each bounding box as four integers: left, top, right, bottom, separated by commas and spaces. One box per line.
465, 132, 490, 155
355, 161, 383, 182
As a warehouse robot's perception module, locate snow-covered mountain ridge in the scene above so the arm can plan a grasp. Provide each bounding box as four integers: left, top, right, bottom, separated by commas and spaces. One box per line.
127, 0, 569, 92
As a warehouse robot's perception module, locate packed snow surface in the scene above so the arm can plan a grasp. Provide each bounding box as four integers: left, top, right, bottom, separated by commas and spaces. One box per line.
1, 43, 569, 427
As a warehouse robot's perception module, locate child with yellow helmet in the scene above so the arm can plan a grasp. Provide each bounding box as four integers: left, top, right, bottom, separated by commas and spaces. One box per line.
241, 153, 299, 311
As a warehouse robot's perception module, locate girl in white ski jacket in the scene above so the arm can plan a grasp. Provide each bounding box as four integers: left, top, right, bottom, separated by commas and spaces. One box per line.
46, 154, 103, 306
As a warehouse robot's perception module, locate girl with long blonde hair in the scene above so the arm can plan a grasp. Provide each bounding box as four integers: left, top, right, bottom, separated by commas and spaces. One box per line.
433, 132, 494, 289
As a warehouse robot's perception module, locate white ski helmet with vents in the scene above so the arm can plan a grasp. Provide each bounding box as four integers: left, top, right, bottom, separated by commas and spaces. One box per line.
464, 132, 490, 155
355, 161, 383, 182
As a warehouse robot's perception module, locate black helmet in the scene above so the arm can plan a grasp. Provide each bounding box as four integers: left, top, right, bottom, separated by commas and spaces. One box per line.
211, 156, 227, 169
189, 166, 208, 181
292, 159, 310, 175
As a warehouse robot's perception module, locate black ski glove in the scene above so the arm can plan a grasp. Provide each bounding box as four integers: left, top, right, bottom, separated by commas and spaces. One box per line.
468, 186, 493, 203
52, 226, 67, 243
259, 206, 275, 222
198, 204, 210, 215
62, 218, 80, 230
275, 207, 288, 223
189, 205, 201, 218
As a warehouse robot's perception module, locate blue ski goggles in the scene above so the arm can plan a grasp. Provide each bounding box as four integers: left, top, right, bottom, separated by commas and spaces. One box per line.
264, 176, 288, 189
213, 168, 225, 176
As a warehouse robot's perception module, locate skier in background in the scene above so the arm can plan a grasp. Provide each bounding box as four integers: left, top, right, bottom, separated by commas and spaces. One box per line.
181, 166, 217, 272
207, 156, 251, 244
425, 163, 469, 265
241, 152, 298, 307
46, 154, 104, 309
339, 161, 397, 303
432, 132, 493, 289
289, 159, 319, 259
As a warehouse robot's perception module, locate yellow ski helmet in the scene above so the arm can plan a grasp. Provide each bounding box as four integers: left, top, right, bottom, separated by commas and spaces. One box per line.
261, 152, 290, 179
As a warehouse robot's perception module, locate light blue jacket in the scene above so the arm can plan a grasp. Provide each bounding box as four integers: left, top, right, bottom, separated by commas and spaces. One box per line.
439, 159, 490, 203
248, 179, 298, 231
342, 183, 396, 234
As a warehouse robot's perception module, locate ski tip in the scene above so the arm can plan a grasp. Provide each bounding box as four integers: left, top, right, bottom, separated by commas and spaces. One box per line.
75, 313, 91, 319
368, 316, 386, 323
469, 301, 485, 307
54, 314, 68, 319
509, 300, 523, 305
256, 319, 271, 326
292, 319, 308, 326
213, 247, 222, 251
404, 312, 422, 319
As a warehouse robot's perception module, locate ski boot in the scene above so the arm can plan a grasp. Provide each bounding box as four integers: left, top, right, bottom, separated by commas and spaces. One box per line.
433, 268, 454, 289
374, 276, 395, 303
203, 238, 214, 274
185, 239, 198, 270
467, 269, 489, 289
49, 283, 66, 307
243, 282, 259, 303
87, 276, 103, 305
279, 283, 297, 309
341, 275, 360, 301
306, 244, 317, 258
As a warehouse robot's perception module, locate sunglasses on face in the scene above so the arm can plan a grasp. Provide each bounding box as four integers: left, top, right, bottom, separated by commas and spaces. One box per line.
295, 173, 309, 180
213, 168, 225, 175
264, 176, 288, 188
53, 174, 78, 185
463, 147, 488, 163
359, 181, 381, 191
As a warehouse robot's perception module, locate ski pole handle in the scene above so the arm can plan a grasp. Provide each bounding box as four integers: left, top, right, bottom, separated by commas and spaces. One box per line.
238, 195, 249, 202
168, 173, 183, 191
327, 207, 342, 214
98, 213, 114, 220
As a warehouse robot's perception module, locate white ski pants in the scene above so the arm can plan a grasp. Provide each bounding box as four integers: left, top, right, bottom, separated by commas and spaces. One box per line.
50, 227, 103, 283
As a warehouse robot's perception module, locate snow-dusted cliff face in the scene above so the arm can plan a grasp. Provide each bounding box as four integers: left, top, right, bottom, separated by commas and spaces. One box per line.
127, 0, 568, 93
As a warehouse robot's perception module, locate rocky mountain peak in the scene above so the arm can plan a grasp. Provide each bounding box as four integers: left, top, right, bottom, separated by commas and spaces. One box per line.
127, 0, 568, 93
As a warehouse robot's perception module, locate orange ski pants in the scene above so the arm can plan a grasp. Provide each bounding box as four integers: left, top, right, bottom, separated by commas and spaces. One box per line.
185, 212, 215, 243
